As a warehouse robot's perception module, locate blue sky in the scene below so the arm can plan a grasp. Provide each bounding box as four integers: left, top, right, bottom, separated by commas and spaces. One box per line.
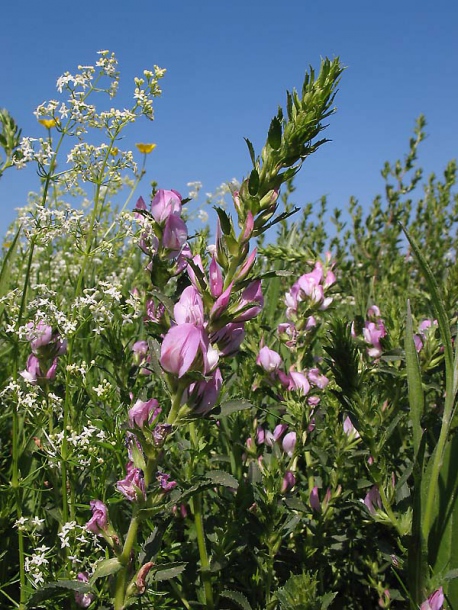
1, 0, 457, 238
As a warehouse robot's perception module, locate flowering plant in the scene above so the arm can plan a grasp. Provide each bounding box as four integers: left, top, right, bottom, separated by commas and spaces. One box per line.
0, 52, 457, 610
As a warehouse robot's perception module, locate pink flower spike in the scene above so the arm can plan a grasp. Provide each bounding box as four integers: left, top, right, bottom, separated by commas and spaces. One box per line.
256, 345, 282, 372
420, 587, 444, 610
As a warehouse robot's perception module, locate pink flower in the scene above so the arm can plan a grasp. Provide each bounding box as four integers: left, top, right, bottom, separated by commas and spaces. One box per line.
364, 486, 382, 515
86, 500, 109, 534
75, 572, 94, 608
211, 323, 245, 356
307, 368, 329, 389
26, 321, 53, 351
162, 214, 188, 253
363, 320, 386, 358
20, 354, 58, 385
156, 471, 177, 492
174, 286, 205, 327
209, 256, 223, 298
282, 431, 297, 457
116, 463, 146, 502
288, 371, 310, 395
256, 345, 282, 372
420, 587, 444, 610
310, 486, 321, 512
265, 424, 288, 446
161, 324, 219, 378
132, 340, 148, 360
128, 398, 161, 428
281, 471, 296, 493
152, 423, 172, 446
185, 368, 223, 414
150, 189, 182, 224
232, 280, 264, 322
343, 416, 360, 439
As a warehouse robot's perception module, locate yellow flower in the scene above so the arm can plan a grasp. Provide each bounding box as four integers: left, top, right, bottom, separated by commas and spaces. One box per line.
110, 147, 119, 156
38, 118, 57, 129
136, 143, 157, 154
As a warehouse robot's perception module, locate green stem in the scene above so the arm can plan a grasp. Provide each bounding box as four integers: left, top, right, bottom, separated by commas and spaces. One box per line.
11, 389, 26, 609
189, 422, 214, 609
192, 492, 214, 609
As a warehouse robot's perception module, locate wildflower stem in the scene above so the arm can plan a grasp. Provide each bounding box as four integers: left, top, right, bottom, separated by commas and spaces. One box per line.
189, 422, 214, 609
114, 515, 139, 610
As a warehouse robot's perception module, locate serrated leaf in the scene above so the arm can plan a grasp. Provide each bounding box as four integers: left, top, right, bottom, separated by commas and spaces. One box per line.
205, 470, 239, 490
152, 562, 187, 581
217, 399, 254, 417
220, 589, 253, 610
26, 580, 93, 606
90, 557, 122, 581
248, 168, 259, 196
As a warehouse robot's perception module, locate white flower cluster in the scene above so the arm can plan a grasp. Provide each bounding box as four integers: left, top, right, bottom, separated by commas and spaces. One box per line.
24, 545, 51, 586
13, 136, 54, 169
66, 142, 136, 186
56, 521, 104, 575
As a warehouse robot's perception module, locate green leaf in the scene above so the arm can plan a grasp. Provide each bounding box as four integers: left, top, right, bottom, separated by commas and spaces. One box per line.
217, 399, 254, 417
244, 137, 257, 167
220, 589, 253, 610
90, 557, 122, 581
205, 469, 239, 490
405, 299, 424, 460
214, 206, 233, 235
248, 168, 259, 196
0, 224, 21, 299
152, 562, 187, 582
268, 115, 282, 150
26, 580, 93, 606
